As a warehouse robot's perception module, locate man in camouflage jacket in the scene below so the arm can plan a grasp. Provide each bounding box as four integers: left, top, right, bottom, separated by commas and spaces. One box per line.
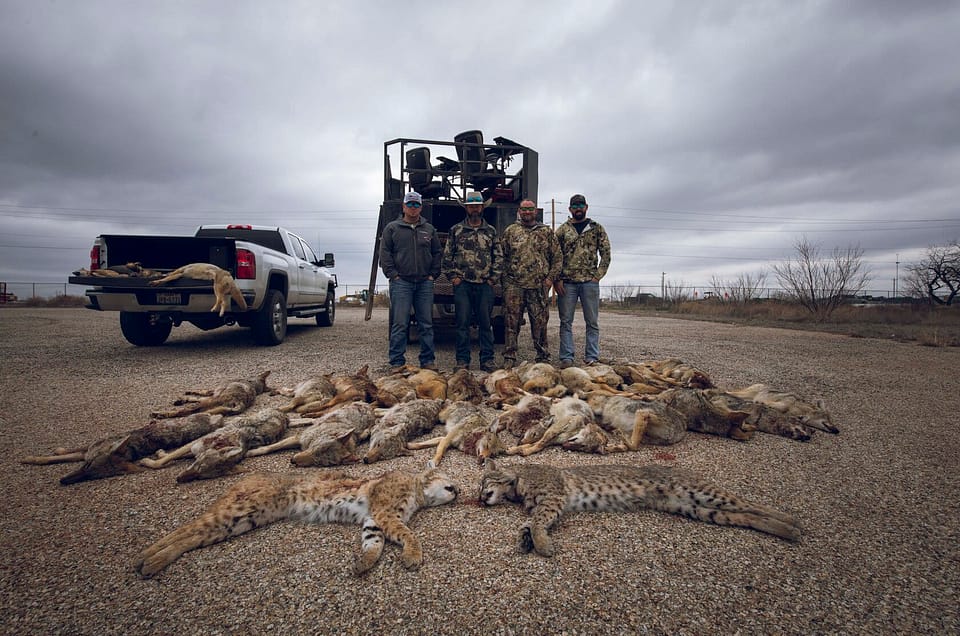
442, 191, 503, 372
499, 198, 562, 366
555, 193, 611, 366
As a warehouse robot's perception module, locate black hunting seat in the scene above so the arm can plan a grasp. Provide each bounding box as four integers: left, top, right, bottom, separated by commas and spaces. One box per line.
454, 130, 504, 192
405, 147, 450, 200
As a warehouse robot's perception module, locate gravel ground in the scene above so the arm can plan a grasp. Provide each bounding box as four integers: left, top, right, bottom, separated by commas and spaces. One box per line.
0, 307, 957, 635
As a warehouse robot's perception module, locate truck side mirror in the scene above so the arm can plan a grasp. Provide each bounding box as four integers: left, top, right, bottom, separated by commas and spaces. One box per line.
323, 253, 335, 267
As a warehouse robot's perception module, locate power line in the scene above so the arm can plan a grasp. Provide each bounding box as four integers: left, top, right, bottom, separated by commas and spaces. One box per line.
0, 203, 372, 215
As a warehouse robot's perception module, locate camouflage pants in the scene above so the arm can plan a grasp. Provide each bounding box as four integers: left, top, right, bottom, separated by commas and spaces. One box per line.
502, 285, 550, 362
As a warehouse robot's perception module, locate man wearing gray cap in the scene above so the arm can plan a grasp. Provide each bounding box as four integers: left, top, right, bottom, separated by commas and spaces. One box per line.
379, 191, 441, 370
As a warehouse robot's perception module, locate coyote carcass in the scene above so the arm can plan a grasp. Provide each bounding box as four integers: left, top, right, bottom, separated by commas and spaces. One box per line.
139, 408, 289, 482
149, 263, 247, 317
21, 413, 226, 485
246, 402, 378, 466
151, 371, 270, 419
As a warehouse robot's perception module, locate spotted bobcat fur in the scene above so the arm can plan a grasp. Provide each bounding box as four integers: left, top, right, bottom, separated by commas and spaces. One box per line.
479, 460, 799, 556
135, 463, 458, 578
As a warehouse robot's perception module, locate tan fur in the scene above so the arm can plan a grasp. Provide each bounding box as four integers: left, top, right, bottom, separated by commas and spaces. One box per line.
135, 463, 458, 578
408, 401, 505, 465
728, 384, 838, 434
611, 361, 682, 391
645, 358, 714, 389
277, 375, 337, 414
405, 368, 448, 400
507, 396, 608, 456
139, 409, 289, 482
516, 362, 566, 397
74, 262, 163, 278
480, 460, 800, 557
298, 366, 375, 417
494, 393, 552, 438
445, 368, 485, 404
372, 374, 418, 407
560, 367, 622, 396
149, 263, 247, 317
151, 371, 270, 419
483, 368, 524, 406
247, 402, 378, 466
580, 363, 625, 389
585, 393, 687, 449
364, 399, 445, 464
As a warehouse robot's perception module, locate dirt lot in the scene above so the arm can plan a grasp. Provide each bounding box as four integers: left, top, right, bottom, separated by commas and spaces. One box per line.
0, 307, 957, 634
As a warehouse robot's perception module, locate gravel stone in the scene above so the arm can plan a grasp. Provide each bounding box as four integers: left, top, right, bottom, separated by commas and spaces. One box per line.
0, 307, 957, 635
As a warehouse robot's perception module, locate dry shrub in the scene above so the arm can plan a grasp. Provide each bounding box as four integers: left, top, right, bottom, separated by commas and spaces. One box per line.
624, 299, 960, 347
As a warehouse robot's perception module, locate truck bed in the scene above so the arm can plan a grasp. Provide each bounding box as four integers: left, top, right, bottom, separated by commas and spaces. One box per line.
95, 235, 238, 272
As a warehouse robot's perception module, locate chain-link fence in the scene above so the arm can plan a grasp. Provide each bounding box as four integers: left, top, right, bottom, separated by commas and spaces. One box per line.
0, 281, 908, 304
0, 282, 90, 303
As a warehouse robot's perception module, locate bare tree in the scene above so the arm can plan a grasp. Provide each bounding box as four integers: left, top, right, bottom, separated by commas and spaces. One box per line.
605, 282, 638, 305
772, 237, 870, 321
906, 241, 960, 305
709, 271, 767, 304
663, 279, 691, 305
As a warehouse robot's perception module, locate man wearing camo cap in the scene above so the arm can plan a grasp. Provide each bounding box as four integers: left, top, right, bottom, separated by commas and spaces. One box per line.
499, 198, 561, 368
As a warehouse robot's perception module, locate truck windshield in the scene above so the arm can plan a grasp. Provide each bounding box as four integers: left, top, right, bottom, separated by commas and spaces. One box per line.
195, 228, 288, 255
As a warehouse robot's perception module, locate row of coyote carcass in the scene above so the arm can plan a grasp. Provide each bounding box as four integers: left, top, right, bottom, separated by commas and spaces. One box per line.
22, 360, 830, 578
22, 359, 836, 485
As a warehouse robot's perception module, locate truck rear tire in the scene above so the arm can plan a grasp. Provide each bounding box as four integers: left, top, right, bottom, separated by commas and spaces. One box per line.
120, 312, 172, 346
316, 291, 335, 327
252, 289, 287, 345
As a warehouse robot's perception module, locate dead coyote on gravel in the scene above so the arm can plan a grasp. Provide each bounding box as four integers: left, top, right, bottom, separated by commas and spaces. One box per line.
21, 413, 227, 485
728, 384, 838, 434
139, 408, 289, 482
151, 371, 270, 419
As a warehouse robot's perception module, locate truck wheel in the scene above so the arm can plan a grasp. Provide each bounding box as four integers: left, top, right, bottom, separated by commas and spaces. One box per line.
252, 289, 287, 346
316, 291, 335, 327
120, 312, 172, 346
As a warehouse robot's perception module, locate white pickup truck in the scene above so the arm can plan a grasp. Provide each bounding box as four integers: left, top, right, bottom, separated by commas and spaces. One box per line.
68, 224, 337, 346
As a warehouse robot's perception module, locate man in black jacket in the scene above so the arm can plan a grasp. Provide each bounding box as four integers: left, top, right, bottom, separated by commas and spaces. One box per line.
379, 191, 441, 370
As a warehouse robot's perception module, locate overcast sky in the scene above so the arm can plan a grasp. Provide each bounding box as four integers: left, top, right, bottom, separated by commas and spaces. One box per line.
2, 0, 958, 299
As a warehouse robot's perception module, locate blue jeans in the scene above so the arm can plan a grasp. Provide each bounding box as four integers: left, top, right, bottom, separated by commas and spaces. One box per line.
454, 281, 494, 365
558, 280, 600, 362
388, 278, 435, 366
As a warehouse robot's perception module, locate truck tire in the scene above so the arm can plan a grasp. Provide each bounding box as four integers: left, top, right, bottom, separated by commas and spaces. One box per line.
120, 312, 172, 346
316, 291, 335, 327
252, 289, 287, 346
